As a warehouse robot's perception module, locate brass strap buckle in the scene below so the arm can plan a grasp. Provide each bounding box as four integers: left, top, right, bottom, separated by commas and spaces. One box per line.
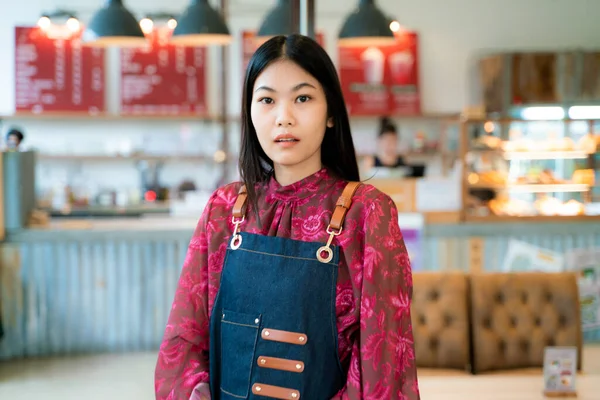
316, 225, 342, 263
231, 215, 245, 250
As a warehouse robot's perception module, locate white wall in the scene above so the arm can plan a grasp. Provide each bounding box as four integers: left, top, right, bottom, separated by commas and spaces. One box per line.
0, 0, 599, 198
2, 0, 599, 115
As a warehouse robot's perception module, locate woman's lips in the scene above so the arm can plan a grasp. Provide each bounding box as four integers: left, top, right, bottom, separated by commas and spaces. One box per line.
274, 133, 300, 147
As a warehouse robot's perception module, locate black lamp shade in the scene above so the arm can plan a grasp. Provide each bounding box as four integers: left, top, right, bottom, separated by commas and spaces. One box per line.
82, 0, 147, 47
256, 0, 294, 39
338, 0, 396, 47
171, 0, 231, 46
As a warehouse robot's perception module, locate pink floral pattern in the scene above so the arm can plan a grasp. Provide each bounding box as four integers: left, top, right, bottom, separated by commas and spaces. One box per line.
155, 168, 420, 399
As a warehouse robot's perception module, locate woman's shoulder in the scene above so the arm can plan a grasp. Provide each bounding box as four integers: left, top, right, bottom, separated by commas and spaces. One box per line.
347, 181, 397, 216
205, 181, 245, 215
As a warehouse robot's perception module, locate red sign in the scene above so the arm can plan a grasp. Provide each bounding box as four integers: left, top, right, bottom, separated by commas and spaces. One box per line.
241, 31, 326, 82
14, 26, 105, 113
120, 28, 207, 115
338, 31, 420, 116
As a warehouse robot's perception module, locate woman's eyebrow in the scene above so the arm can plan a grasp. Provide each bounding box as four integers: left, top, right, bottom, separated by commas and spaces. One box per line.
254, 85, 275, 93
291, 82, 317, 91
254, 82, 317, 93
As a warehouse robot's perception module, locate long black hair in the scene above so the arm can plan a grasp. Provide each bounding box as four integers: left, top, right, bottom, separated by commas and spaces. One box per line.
239, 34, 359, 214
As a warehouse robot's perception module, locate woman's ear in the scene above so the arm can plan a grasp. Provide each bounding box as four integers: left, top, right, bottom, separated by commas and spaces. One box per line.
326, 117, 334, 128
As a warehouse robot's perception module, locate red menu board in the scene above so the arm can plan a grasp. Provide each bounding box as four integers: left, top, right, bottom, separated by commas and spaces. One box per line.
241, 31, 325, 81
338, 31, 420, 116
120, 28, 207, 115
14, 26, 105, 113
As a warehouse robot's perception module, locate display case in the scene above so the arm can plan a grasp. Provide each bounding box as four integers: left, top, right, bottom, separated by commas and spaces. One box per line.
460, 116, 600, 221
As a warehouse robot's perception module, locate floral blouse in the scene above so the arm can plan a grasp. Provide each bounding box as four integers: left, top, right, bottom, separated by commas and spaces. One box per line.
155, 168, 420, 400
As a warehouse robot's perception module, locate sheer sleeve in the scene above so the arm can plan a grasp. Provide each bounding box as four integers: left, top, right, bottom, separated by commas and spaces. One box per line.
334, 193, 420, 400
155, 193, 216, 400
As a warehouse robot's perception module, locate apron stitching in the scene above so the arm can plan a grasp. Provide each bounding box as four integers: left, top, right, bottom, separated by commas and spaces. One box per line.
220, 387, 247, 398
222, 321, 259, 329
208, 251, 230, 319
236, 247, 336, 265
248, 317, 261, 397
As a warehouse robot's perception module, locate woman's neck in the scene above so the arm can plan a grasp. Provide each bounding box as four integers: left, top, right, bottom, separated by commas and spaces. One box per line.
273, 163, 323, 186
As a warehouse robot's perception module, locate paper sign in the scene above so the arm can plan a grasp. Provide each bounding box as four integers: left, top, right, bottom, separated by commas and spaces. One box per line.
14, 26, 105, 113
565, 248, 600, 331
120, 27, 207, 116
543, 347, 577, 395
338, 30, 420, 116
501, 240, 564, 273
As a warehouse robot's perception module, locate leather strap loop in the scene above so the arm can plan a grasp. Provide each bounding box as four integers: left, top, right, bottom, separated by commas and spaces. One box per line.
232, 184, 247, 219
329, 181, 361, 231
231, 181, 361, 230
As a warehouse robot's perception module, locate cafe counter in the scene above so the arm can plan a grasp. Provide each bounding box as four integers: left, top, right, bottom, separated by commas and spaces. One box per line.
1, 213, 599, 361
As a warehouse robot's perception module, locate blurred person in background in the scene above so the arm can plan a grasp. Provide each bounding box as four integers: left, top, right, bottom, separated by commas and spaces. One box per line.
362, 117, 425, 179
5, 127, 25, 151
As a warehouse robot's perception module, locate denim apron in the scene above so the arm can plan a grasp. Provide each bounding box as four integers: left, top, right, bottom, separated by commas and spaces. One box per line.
209, 181, 361, 400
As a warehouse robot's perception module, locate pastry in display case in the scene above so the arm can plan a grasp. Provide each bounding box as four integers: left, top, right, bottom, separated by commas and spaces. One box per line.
460, 117, 599, 220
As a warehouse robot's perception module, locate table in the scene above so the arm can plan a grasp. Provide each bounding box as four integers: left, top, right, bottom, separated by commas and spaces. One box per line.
419, 374, 600, 399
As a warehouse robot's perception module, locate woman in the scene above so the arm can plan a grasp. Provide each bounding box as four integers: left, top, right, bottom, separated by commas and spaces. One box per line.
373, 117, 405, 169
362, 118, 425, 179
155, 34, 419, 400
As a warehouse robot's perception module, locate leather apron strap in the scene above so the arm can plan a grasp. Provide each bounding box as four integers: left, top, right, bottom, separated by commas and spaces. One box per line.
328, 181, 361, 232
231, 181, 361, 229
232, 184, 247, 220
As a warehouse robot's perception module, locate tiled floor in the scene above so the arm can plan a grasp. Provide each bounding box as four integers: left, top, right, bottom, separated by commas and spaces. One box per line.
1, 346, 599, 399
0, 352, 157, 400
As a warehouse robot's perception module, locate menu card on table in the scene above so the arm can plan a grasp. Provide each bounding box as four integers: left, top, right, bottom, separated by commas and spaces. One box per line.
120, 28, 207, 116
14, 26, 105, 114
338, 30, 420, 116
543, 347, 577, 397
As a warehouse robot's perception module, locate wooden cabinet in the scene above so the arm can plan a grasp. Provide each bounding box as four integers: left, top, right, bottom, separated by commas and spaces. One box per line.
478, 51, 600, 113
582, 52, 600, 101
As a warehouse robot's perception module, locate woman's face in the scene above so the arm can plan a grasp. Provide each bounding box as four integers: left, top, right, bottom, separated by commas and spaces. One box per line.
250, 59, 333, 176
7, 134, 21, 148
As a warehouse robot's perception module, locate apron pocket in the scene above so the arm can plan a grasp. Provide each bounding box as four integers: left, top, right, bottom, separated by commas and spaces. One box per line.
220, 309, 261, 398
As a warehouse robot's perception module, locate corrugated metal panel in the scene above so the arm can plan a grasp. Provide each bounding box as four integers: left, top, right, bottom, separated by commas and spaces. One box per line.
422, 236, 470, 272
0, 237, 189, 360
1, 228, 599, 361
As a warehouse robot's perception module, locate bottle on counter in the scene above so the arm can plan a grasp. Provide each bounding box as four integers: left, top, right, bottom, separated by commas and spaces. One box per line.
413, 130, 426, 152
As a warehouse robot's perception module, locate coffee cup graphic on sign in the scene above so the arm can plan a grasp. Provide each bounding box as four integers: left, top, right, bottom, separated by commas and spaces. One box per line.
361, 47, 385, 85
389, 51, 414, 85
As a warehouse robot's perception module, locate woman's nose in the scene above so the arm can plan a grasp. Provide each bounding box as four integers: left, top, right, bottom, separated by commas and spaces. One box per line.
275, 104, 296, 127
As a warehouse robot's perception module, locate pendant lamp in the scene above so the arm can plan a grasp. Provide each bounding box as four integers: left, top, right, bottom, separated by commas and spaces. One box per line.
338, 0, 396, 47
82, 0, 147, 47
170, 0, 231, 46
256, 0, 296, 40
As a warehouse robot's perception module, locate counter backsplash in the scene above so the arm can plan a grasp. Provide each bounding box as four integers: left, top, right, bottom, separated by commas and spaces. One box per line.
3, 117, 451, 211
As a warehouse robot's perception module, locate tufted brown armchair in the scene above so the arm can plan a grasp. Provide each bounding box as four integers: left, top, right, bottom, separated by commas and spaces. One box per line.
411, 272, 472, 374
470, 272, 582, 374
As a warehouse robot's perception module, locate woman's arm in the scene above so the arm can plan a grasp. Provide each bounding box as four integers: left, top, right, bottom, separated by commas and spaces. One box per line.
334, 193, 420, 400
155, 194, 216, 400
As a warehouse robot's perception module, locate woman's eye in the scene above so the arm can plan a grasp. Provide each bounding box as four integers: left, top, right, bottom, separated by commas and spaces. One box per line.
296, 95, 311, 103
259, 98, 273, 104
